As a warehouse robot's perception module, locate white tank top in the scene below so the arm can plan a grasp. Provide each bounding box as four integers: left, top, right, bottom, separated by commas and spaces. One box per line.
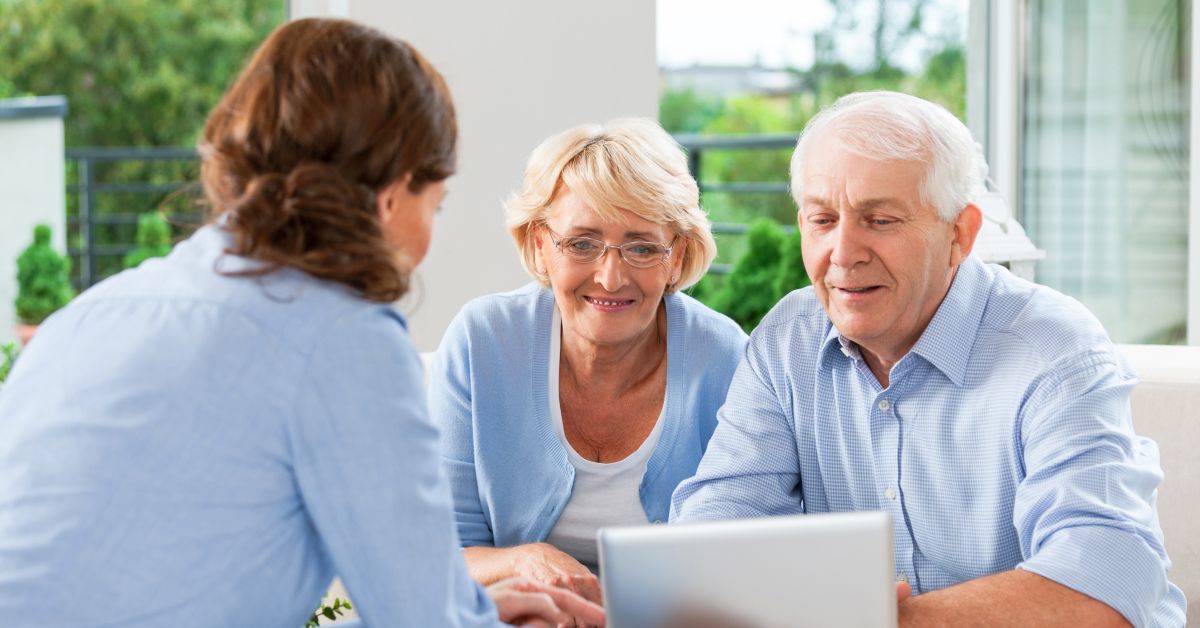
544, 309, 664, 571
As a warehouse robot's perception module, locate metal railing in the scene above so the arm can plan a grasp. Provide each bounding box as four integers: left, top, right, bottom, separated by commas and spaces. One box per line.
674, 133, 798, 274
66, 147, 200, 289
64, 134, 799, 286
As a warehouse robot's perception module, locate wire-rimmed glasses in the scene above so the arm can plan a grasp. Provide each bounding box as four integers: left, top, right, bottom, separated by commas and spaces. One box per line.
542, 225, 676, 269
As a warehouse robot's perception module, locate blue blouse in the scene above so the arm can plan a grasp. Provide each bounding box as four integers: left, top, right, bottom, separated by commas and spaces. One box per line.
0, 225, 502, 627
430, 283, 746, 548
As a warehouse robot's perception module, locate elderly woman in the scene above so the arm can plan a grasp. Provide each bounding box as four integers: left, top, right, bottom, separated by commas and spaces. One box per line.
430, 119, 747, 612
0, 18, 600, 628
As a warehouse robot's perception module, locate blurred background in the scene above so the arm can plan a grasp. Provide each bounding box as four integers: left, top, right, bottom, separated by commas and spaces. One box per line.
0, 0, 1192, 350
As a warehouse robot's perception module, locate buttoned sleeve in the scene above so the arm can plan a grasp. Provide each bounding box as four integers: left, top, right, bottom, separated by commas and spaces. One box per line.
670, 325, 805, 522
289, 307, 499, 627
428, 309, 495, 547
1014, 349, 1176, 628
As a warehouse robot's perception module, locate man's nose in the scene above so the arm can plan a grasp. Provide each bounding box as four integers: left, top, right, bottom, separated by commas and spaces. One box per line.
594, 246, 627, 291
829, 221, 870, 269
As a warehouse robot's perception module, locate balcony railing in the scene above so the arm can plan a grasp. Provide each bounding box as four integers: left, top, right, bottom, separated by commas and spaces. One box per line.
65, 135, 800, 287
66, 147, 201, 289
674, 133, 798, 275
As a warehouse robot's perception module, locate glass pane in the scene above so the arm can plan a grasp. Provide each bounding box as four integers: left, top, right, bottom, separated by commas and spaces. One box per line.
1022, 0, 1190, 344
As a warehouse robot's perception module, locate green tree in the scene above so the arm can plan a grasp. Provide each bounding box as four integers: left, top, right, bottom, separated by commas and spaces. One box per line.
659, 87, 725, 134
123, 212, 174, 269
0, 0, 284, 285
0, 0, 285, 147
15, 224, 75, 325
699, 95, 801, 230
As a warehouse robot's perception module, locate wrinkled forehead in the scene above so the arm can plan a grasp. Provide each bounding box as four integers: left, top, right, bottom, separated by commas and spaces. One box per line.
802, 137, 928, 202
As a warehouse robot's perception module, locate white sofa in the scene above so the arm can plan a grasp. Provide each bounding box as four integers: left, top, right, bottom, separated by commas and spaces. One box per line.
1118, 344, 1199, 626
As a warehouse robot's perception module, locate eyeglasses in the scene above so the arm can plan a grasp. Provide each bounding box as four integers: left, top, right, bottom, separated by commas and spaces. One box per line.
543, 225, 676, 269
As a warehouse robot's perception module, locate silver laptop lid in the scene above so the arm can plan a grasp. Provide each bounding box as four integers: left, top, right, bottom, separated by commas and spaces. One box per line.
598, 511, 895, 628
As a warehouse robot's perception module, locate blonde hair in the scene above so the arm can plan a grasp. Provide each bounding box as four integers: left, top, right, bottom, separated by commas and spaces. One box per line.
505, 118, 716, 292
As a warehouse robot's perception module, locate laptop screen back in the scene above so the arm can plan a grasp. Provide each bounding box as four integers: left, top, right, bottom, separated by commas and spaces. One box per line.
597, 511, 895, 628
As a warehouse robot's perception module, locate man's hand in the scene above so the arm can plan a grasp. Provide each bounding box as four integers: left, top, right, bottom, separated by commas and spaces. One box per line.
896, 581, 912, 603
486, 577, 605, 628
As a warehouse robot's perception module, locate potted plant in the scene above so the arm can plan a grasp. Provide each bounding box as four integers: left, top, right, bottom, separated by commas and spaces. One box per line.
14, 224, 75, 345
123, 212, 174, 269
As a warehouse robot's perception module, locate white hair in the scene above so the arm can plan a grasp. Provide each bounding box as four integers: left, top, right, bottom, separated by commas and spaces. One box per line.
790, 91, 987, 221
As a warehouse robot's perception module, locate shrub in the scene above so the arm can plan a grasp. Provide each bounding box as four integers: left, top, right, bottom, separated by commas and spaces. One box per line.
697, 219, 811, 333
0, 342, 17, 384
15, 224, 75, 325
123, 212, 174, 269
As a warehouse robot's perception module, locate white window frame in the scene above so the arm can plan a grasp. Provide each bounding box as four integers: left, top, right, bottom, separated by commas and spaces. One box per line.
1190, 0, 1200, 345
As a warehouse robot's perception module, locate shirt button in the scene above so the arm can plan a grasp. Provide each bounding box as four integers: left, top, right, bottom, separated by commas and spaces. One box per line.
896, 573, 908, 584
878, 399, 892, 411
885, 486, 897, 500
652, 519, 664, 525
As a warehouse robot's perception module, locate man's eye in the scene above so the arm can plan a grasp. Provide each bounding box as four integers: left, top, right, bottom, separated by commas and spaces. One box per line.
871, 219, 898, 226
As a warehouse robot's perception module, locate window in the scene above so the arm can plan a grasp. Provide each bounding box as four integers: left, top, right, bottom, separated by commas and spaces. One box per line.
1023, 0, 1191, 344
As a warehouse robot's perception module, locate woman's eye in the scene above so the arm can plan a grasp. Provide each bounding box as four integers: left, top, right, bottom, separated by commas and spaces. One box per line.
567, 239, 598, 252
627, 244, 658, 256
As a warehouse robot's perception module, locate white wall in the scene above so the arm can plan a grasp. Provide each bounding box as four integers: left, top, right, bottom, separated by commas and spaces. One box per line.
0, 112, 67, 346
291, 0, 659, 350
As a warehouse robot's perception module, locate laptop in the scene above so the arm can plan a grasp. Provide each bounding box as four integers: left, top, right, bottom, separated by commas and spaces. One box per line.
597, 511, 895, 628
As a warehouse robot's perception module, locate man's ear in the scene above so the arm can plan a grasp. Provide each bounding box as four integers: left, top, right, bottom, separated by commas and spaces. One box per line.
950, 203, 983, 267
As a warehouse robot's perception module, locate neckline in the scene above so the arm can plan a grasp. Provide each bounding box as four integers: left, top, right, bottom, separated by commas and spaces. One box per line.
549, 307, 666, 471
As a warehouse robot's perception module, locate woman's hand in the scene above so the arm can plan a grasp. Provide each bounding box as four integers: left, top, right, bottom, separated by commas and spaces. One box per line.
487, 577, 605, 628
466, 543, 602, 605
510, 543, 602, 604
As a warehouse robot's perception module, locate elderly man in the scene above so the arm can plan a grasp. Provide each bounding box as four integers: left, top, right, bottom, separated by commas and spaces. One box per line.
671, 91, 1185, 627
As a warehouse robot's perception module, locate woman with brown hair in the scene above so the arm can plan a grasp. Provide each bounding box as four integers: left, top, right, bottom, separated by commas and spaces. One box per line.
0, 18, 602, 628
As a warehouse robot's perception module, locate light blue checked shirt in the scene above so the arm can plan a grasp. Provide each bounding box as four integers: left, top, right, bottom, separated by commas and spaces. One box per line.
671, 256, 1186, 627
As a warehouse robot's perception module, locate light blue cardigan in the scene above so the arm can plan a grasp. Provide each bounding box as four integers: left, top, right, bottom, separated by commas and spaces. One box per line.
431, 283, 747, 547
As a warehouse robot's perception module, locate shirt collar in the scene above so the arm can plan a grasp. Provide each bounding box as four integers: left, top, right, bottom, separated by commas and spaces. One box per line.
817, 255, 991, 387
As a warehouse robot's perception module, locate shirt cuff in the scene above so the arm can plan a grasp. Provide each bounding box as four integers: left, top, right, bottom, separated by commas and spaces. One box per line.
1019, 524, 1167, 628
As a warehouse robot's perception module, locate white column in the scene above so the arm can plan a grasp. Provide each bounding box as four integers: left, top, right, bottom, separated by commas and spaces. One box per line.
0, 96, 68, 346
290, 0, 658, 351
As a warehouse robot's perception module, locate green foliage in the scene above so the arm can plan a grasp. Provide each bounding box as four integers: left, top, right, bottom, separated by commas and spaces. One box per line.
15, 224, 75, 325
306, 597, 353, 627
775, 228, 809, 299
659, 87, 725, 134
699, 220, 810, 333
0, 0, 285, 147
659, 1, 966, 327
0, 342, 17, 384
0, 0, 282, 285
123, 212, 174, 269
